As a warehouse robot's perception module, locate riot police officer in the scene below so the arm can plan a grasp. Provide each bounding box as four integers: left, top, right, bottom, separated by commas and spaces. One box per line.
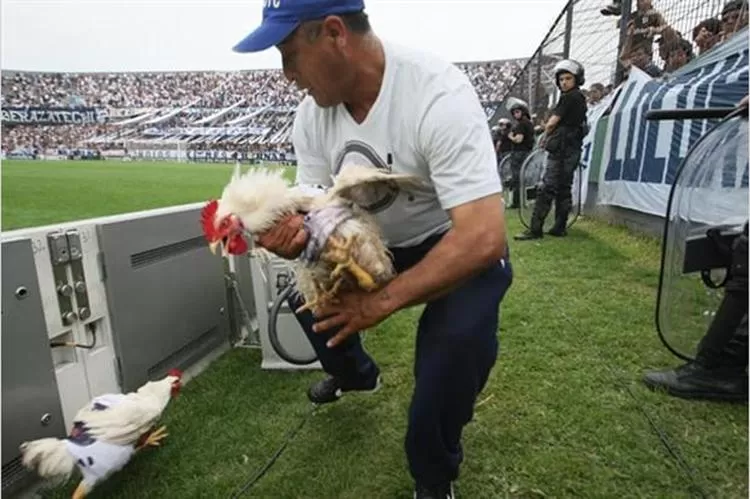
506, 104, 535, 209
495, 118, 513, 160
515, 59, 588, 240
643, 222, 748, 402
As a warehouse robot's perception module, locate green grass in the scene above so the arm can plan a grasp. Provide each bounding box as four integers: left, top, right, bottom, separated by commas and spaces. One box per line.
1, 160, 294, 231
4, 161, 747, 498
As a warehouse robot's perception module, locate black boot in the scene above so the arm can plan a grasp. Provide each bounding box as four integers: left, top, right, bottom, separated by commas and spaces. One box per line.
600, 1, 621, 16
547, 212, 569, 237
642, 361, 748, 402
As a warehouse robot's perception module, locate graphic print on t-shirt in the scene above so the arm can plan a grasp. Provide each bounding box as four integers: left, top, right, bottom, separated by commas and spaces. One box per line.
332, 139, 401, 214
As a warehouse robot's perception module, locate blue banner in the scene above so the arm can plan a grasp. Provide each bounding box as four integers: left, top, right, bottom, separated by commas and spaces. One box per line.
598, 29, 749, 217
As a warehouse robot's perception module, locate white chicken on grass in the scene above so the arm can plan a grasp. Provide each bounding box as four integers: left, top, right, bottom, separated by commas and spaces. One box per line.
201, 164, 425, 313
20, 370, 182, 499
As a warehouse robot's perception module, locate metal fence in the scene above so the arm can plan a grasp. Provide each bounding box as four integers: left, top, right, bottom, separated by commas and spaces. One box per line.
500, 0, 738, 122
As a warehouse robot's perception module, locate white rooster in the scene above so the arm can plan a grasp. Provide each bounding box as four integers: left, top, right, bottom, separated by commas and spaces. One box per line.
20, 370, 182, 499
201, 164, 424, 313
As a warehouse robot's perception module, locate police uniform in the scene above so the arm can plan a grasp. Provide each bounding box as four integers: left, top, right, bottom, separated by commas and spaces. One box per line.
516, 60, 588, 239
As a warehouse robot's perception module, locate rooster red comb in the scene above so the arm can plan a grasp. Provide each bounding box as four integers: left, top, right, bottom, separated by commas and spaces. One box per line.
167, 368, 183, 379
201, 200, 219, 241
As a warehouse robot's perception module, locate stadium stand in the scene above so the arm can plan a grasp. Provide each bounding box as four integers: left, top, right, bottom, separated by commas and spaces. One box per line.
3, 0, 746, 162
1, 59, 525, 163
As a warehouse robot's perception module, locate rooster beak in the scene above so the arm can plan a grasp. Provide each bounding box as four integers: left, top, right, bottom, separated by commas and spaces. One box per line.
209, 240, 231, 258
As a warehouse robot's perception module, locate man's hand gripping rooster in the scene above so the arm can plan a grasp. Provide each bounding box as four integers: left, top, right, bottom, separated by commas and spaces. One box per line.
201, 164, 424, 316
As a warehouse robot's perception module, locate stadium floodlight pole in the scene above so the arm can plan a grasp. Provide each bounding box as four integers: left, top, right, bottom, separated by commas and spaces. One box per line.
563, 0, 573, 59
614, 0, 633, 85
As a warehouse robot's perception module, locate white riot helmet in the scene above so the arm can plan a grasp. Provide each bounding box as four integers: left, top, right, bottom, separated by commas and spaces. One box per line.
553, 59, 585, 89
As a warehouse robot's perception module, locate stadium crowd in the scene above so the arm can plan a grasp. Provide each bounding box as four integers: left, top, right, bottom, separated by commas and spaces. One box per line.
611, 0, 748, 80
3, 0, 746, 161
1, 58, 525, 160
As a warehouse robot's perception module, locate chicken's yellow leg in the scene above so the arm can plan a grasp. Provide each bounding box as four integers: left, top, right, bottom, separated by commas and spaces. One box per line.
325, 275, 346, 298
296, 281, 327, 314
71, 481, 87, 499
325, 235, 377, 291
296, 278, 344, 315
135, 426, 168, 451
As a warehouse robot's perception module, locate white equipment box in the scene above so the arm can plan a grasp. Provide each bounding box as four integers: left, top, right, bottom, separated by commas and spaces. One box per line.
248, 254, 321, 370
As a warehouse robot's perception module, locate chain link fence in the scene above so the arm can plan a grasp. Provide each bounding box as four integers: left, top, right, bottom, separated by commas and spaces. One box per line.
499, 0, 745, 123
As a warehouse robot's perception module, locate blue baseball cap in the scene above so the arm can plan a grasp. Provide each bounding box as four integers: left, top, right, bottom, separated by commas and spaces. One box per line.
233, 0, 366, 53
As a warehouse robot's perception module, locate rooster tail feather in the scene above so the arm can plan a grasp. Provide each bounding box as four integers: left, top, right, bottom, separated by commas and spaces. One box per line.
20, 438, 75, 479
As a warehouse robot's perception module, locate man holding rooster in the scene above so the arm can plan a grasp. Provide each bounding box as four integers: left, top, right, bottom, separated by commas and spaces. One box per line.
232, 1, 513, 497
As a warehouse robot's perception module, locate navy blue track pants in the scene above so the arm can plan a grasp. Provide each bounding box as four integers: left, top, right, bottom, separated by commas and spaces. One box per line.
289, 232, 513, 487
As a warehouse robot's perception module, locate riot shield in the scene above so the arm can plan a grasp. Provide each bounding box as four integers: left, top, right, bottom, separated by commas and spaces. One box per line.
499, 154, 514, 188
498, 154, 515, 208
518, 148, 583, 230
653, 107, 748, 360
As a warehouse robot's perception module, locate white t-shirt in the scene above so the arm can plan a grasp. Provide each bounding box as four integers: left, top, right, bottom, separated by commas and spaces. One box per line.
292, 41, 501, 248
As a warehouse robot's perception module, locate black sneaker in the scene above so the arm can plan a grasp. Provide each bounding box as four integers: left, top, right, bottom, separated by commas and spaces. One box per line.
547, 227, 567, 237
414, 482, 455, 499
600, 3, 622, 15
307, 374, 382, 405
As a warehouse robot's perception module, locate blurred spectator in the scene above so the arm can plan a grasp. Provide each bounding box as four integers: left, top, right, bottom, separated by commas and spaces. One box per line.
628, 0, 669, 50
720, 0, 749, 41
586, 83, 606, 106
620, 36, 663, 78
692, 18, 723, 55
663, 37, 695, 72
602, 0, 669, 48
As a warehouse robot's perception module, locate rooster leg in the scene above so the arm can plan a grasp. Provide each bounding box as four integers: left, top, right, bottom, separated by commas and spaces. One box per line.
325, 275, 345, 299
71, 481, 88, 499
296, 279, 343, 315
135, 425, 168, 451
295, 281, 327, 314
325, 235, 377, 291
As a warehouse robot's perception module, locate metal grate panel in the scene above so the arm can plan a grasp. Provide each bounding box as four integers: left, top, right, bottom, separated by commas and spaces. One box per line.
130, 236, 207, 269
96, 208, 230, 391
2, 456, 33, 494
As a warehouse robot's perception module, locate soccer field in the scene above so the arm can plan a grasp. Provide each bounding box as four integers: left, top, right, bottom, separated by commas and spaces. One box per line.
2, 159, 747, 498
1, 160, 295, 231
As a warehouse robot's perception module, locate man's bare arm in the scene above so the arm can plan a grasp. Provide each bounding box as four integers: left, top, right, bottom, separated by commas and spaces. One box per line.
376, 193, 506, 312
545, 114, 561, 135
